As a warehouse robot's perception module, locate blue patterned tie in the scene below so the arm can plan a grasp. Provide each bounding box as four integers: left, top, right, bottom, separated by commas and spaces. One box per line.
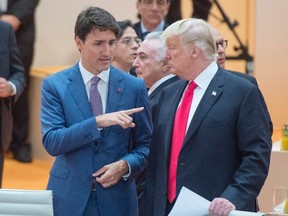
90, 76, 103, 116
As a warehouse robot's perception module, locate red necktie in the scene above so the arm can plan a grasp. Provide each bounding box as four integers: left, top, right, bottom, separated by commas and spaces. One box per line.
167, 81, 197, 203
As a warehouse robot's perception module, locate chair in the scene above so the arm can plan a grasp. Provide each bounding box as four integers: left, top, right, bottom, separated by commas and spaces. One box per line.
0, 189, 53, 216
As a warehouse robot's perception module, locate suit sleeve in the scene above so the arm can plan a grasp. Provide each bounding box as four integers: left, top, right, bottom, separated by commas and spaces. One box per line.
40, 77, 101, 156
221, 85, 272, 210
7, 21, 25, 100
6, 0, 39, 24
121, 79, 153, 179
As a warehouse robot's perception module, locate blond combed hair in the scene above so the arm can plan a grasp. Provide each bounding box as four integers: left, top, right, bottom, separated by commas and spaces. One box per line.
161, 18, 218, 60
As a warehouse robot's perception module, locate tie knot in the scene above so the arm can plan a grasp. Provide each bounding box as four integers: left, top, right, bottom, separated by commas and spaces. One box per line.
91, 76, 100, 86
187, 81, 197, 91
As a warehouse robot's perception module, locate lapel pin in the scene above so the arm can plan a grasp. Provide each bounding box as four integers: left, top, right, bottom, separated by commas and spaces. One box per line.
211, 91, 217, 96
117, 88, 121, 93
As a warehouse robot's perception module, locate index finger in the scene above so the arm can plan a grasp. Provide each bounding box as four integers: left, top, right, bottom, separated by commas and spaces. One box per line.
123, 107, 144, 115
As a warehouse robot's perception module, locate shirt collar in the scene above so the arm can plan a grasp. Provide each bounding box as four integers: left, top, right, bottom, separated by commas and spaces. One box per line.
148, 74, 176, 95
193, 61, 218, 90
140, 20, 165, 33
79, 59, 110, 85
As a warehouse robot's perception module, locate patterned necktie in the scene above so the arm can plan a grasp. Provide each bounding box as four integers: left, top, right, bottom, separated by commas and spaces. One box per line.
167, 81, 197, 203
90, 76, 103, 116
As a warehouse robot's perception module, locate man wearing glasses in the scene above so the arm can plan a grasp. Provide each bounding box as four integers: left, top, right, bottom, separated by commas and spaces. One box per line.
112, 20, 142, 74
133, 0, 170, 40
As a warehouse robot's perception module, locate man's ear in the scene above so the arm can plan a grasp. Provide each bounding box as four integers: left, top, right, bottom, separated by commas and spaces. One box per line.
75, 36, 82, 52
191, 46, 200, 59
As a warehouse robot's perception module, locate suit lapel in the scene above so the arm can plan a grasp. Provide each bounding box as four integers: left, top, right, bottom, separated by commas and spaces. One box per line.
105, 67, 125, 114
164, 80, 188, 161
67, 64, 92, 119
183, 69, 224, 146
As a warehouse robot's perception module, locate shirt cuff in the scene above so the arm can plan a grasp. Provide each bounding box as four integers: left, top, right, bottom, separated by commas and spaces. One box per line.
8, 81, 16, 95
122, 160, 131, 181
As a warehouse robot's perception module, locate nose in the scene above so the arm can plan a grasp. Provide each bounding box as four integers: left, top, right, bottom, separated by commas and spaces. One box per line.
131, 40, 139, 49
217, 44, 225, 54
133, 57, 139, 68
165, 49, 172, 61
151, 1, 158, 10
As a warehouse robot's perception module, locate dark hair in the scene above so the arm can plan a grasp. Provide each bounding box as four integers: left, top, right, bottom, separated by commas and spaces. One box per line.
117, 20, 133, 38
74, 6, 120, 41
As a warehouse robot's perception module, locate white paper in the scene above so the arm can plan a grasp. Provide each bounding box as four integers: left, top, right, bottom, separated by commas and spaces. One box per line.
168, 187, 266, 216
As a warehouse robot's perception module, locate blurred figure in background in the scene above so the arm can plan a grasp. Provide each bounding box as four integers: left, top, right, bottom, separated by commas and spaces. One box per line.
0, 20, 25, 187
112, 20, 142, 75
166, 0, 212, 24
0, 0, 40, 163
133, 0, 170, 40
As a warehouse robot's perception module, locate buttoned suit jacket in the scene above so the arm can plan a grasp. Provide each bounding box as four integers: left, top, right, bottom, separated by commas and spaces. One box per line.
141, 67, 272, 216
0, 21, 25, 150
40, 64, 153, 216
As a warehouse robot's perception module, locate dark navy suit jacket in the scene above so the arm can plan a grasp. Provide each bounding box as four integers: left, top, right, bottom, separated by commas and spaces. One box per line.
141, 67, 272, 216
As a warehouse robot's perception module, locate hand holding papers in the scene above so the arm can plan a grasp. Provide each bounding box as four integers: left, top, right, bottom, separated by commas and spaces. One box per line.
168, 187, 266, 216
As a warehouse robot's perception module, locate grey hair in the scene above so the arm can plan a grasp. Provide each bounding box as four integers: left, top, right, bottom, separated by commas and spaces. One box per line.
161, 18, 217, 60
145, 31, 167, 62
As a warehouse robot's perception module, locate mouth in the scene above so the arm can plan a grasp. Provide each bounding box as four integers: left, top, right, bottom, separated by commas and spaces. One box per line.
99, 58, 111, 64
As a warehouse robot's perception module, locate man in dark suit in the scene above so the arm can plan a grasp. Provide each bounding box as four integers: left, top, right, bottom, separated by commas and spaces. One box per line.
40, 7, 152, 216
141, 18, 272, 216
0, 20, 25, 187
133, 31, 179, 121
0, 0, 40, 162
133, 0, 170, 40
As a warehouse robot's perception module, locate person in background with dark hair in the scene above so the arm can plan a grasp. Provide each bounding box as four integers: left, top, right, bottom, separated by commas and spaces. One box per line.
0, 0, 40, 163
166, 0, 212, 24
112, 20, 142, 75
40, 6, 152, 216
0, 20, 25, 187
133, 0, 170, 40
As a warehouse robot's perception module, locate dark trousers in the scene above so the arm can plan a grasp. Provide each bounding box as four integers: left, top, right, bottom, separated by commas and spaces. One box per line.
0, 111, 3, 188
83, 191, 101, 216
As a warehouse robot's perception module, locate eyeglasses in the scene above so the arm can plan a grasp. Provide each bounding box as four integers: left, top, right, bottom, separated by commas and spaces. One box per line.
119, 37, 142, 47
216, 40, 228, 49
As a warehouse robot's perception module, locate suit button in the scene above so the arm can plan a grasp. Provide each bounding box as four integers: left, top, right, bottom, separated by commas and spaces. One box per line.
180, 162, 185, 166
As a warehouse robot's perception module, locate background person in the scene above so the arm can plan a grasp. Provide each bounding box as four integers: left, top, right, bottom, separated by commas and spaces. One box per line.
0, 20, 25, 187
112, 20, 141, 75
133, 0, 170, 40
40, 7, 152, 216
0, 0, 40, 163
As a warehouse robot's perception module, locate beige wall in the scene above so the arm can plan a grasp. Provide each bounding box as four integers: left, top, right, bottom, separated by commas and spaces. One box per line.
33, 0, 139, 67
254, 0, 288, 128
